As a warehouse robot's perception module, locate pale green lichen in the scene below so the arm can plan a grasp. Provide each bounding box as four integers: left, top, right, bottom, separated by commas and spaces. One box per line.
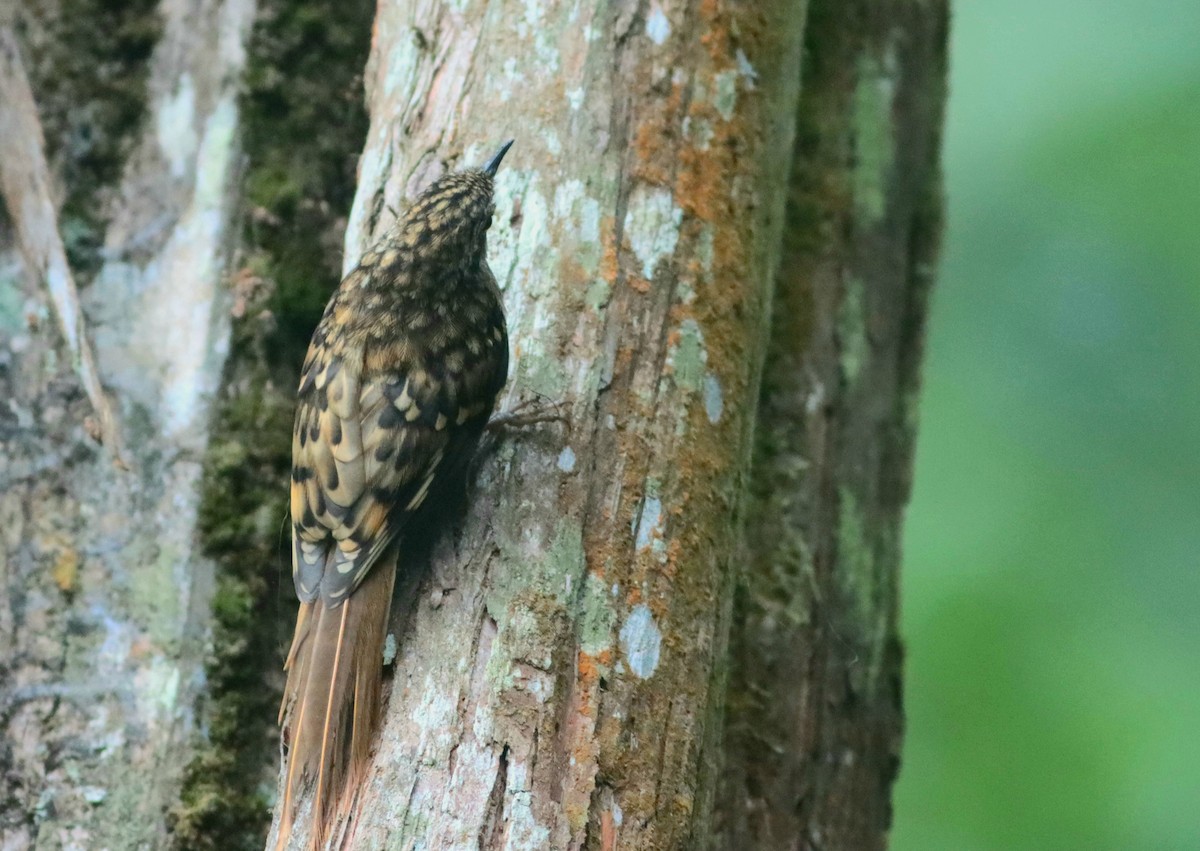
695, 224, 715, 277
578, 203, 602, 275
585, 278, 611, 312
852, 54, 896, 223
624, 186, 682, 278
619, 604, 662, 679
153, 171, 236, 433
493, 179, 572, 398
382, 25, 423, 98
578, 572, 616, 656
713, 69, 739, 121
633, 495, 663, 552
135, 655, 183, 719
703, 373, 723, 424
521, 0, 544, 27
0, 265, 27, 335
838, 276, 868, 385
735, 49, 758, 88
490, 517, 584, 619
514, 3, 561, 74
553, 179, 602, 275
156, 73, 198, 178
688, 115, 716, 150
130, 541, 187, 648
193, 95, 239, 207
521, 354, 570, 399
669, 318, 706, 393
546, 519, 586, 595
506, 762, 553, 847
836, 487, 888, 697
645, 6, 670, 45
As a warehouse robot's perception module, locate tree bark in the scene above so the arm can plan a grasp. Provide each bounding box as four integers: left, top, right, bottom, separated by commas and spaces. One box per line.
716, 2, 948, 849
0, 1, 254, 847
269, 1, 809, 848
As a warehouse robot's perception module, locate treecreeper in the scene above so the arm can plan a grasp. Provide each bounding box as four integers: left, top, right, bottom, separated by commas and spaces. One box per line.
276, 142, 514, 850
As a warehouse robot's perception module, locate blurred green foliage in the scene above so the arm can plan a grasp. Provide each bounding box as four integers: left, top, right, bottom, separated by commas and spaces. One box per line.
892, 2, 1200, 849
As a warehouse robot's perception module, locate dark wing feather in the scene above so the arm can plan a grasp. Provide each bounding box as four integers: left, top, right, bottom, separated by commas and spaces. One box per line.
289, 291, 505, 607
291, 359, 449, 605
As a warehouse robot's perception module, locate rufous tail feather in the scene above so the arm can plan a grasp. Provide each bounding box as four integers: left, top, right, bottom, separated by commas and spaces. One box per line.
276, 553, 396, 850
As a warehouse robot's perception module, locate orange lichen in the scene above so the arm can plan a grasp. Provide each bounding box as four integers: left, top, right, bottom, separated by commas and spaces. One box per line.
600, 228, 620, 284
600, 810, 617, 851
675, 146, 729, 224
699, 0, 731, 60
577, 649, 612, 684
666, 538, 685, 572
51, 548, 80, 593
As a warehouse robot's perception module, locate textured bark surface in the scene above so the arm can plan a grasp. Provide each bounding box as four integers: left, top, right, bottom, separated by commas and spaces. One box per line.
0, 0, 254, 847
715, 1, 948, 849
268, 1, 807, 849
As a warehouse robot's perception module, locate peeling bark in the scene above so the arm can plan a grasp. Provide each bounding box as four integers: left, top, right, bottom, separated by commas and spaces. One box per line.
0, 1, 255, 847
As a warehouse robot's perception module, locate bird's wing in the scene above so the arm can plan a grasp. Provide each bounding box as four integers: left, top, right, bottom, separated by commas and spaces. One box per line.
290, 323, 452, 606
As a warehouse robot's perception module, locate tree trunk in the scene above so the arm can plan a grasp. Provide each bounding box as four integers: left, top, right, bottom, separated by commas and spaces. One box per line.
0, 1, 255, 848
268, 0, 810, 848
716, 2, 948, 849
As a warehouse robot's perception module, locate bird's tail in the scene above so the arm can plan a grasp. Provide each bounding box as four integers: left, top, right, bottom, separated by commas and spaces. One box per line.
276, 554, 396, 850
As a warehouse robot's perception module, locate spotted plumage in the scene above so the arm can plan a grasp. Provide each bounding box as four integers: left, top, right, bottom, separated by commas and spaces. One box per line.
277, 142, 512, 850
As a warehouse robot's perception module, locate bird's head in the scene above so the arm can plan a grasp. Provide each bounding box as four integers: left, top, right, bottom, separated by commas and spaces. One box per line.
398, 141, 513, 269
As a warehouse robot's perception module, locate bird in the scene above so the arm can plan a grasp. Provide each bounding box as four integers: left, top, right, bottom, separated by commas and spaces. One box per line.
276, 141, 513, 850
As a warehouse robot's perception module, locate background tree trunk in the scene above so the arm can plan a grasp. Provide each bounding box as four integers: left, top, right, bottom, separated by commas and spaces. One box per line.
0, 0, 255, 848
716, 2, 948, 849
0, 0, 947, 848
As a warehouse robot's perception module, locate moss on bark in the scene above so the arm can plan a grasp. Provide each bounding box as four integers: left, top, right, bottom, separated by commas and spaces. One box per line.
14, 0, 160, 278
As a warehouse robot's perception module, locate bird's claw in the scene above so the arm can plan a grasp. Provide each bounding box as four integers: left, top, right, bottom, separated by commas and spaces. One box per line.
487, 397, 569, 432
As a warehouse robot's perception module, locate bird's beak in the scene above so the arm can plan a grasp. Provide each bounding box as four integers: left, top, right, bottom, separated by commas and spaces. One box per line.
484, 140, 515, 176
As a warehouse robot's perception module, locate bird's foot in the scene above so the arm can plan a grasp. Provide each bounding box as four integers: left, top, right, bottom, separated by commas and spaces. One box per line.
488, 396, 569, 432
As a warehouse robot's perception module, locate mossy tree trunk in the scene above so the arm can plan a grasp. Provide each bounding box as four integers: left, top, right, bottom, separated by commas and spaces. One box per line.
0, 0, 255, 848
716, 1, 948, 848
